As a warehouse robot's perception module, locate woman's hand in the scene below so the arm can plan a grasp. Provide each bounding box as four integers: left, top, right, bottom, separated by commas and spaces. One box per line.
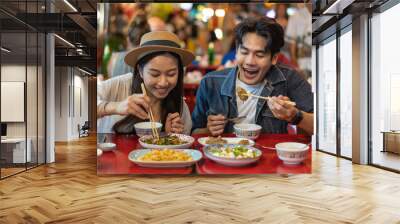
165, 112, 184, 134
116, 94, 151, 120
207, 114, 226, 136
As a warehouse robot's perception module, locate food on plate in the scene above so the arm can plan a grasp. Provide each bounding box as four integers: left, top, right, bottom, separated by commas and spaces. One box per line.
205, 136, 228, 144
208, 145, 258, 159
139, 149, 192, 161
237, 139, 250, 145
144, 135, 187, 145
237, 87, 249, 101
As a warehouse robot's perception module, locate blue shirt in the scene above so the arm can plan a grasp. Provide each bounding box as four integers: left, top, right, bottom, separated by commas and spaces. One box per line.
221, 49, 236, 65
191, 65, 313, 134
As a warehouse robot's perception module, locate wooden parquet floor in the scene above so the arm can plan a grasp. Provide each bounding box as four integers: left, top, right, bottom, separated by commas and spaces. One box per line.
1, 135, 400, 224
1, 167, 26, 177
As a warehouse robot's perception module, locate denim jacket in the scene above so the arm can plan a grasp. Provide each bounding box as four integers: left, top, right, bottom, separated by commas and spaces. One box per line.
191, 65, 313, 134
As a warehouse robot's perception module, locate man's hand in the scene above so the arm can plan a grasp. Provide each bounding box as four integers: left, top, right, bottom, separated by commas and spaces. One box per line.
165, 112, 184, 134
267, 95, 297, 122
207, 114, 226, 136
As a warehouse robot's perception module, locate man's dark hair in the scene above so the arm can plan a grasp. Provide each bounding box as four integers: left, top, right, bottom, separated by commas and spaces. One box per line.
234, 17, 284, 56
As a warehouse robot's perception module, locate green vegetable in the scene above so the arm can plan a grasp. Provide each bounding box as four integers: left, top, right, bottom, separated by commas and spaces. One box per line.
144, 135, 187, 145
209, 145, 256, 158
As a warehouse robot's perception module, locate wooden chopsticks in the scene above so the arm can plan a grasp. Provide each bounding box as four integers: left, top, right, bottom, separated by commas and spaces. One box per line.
141, 83, 159, 140
237, 87, 296, 106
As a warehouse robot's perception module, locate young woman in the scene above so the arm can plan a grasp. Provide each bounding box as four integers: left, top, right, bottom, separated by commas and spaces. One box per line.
97, 31, 195, 135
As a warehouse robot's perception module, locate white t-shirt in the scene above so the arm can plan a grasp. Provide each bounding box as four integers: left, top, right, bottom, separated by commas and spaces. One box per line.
235, 77, 267, 124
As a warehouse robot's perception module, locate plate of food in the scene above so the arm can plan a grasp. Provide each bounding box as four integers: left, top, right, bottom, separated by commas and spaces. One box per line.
197, 136, 255, 146
203, 144, 262, 167
128, 148, 202, 168
138, 134, 195, 149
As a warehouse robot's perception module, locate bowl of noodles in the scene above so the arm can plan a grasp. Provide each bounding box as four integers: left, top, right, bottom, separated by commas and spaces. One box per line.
128, 149, 202, 168
138, 133, 195, 149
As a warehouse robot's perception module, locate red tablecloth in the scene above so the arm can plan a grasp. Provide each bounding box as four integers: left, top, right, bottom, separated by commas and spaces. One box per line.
97, 134, 311, 175
97, 134, 193, 175
195, 134, 311, 174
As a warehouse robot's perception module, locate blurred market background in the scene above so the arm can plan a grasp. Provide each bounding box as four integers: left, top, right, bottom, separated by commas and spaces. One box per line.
97, 3, 311, 112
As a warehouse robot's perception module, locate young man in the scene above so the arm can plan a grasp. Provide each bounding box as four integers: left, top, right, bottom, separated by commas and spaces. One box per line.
192, 17, 313, 136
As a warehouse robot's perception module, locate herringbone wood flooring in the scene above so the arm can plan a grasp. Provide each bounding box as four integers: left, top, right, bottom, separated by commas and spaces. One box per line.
1, 167, 25, 177
1, 135, 400, 224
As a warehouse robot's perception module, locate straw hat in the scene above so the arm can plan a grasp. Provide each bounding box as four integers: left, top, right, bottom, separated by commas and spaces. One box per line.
124, 31, 195, 67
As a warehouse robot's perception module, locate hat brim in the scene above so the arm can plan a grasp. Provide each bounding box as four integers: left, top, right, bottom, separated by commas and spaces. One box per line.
124, 45, 195, 68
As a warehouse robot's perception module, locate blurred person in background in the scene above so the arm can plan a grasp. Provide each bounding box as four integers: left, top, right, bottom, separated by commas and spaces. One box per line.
286, 3, 312, 82
221, 39, 237, 68
102, 5, 127, 77
114, 5, 128, 34
275, 4, 288, 30
148, 16, 167, 31
108, 12, 150, 78
267, 4, 297, 70
220, 13, 244, 69
97, 30, 105, 74
166, 9, 192, 49
192, 17, 314, 136
275, 4, 290, 60
98, 31, 195, 134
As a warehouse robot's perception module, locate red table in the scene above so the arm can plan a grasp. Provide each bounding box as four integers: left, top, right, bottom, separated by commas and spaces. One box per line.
97, 134, 311, 175
195, 134, 311, 174
97, 134, 193, 175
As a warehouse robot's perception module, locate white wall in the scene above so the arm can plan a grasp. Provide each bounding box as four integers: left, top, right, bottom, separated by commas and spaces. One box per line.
55, 67, 69, 141
1, 65, 31, 137
54, 67, 89, 141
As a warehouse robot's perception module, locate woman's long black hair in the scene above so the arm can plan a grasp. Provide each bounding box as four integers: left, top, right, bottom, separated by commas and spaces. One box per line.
112, 51, 184, 134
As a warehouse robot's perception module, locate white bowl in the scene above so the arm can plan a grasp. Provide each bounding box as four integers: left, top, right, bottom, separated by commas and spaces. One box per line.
233, 123, 262, 140
275, 142, 309, 165
98, 142, 116, 151
134, 122, 162, 137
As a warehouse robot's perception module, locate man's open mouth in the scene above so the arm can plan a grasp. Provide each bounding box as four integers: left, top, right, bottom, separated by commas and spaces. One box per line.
243, 67, 259, 76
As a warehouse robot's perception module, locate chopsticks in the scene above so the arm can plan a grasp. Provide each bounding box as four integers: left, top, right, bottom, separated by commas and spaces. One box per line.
227, 116, 246, 123
141, 83, 159, 140
237, 87, 296, 106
